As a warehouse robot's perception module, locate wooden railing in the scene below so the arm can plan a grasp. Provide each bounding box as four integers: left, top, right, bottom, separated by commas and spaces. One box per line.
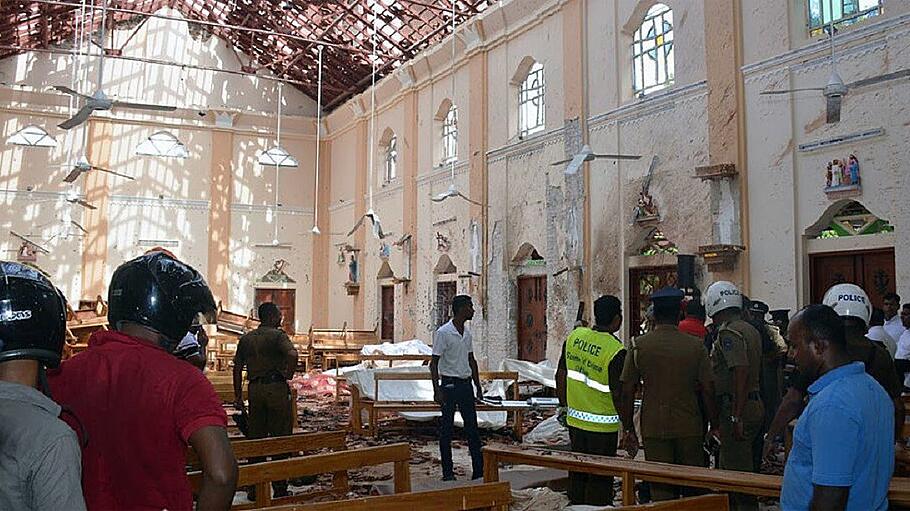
186, 430, 347, 470
256, 482, 512, 511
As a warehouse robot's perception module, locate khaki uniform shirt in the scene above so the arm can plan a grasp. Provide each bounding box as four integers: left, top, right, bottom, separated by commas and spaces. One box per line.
235, 326, 295, 381
621, 325, 713, 439
711, 319, 762, 397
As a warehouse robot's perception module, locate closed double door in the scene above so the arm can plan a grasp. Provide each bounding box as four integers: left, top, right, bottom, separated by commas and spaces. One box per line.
809, 248, 896, 310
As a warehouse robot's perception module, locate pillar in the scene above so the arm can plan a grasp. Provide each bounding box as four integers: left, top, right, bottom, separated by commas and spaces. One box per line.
207, 129, 233, 304
80, 120, 112, 300
310, 138, 332, 328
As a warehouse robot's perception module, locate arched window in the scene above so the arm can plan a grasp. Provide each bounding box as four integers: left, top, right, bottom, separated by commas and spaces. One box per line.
384, 135, 398, 183
632, 3, 674, 97
518, 62, 545, 137
135, 131, 188, 158
807, 0, 881, 37
441, 105, 458, 165
812, 201, 893, 239
258, 146, 299, 167
7, 125, 57, 147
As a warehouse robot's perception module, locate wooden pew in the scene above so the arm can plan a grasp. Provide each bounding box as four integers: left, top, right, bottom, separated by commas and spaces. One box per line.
210, 303, 260, 371
306, 325, 379, 371
616, 494, 729, 510
64, 296, 109, 359
482, 444, 910, 507
209, 381, 298, 429
186, 430, 347, 470
325, 354, 432, 402
188, 443, 412, 509
257, 481, 512, 511
350, 371, 523, 440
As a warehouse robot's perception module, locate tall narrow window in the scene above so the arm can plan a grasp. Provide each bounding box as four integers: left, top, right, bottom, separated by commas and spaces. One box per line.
632, 4, 674, 97
384, 135, 398, 183
441, 105, 458, 164
518, 62, 545, 137
807, 0, 881, 36
7, 125, 57, 147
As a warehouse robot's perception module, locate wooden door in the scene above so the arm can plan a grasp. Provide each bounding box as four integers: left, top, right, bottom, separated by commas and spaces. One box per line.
628, 266, 678, 338
517, 276, 547, 362
380, 286, 395, 341
810, 248, 896, 309
436, 280, 457, 328
254, 288, 296, 334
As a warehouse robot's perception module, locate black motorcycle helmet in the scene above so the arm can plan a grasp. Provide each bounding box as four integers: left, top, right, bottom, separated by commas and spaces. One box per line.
108, 251, 216, 353
0, 261, 68, 368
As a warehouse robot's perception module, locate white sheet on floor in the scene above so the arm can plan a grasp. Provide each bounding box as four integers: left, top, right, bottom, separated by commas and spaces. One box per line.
346, 366, 507, 428
486, 358, 557, 398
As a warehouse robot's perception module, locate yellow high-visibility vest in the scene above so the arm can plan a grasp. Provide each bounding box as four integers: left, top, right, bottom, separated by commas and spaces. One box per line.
564, 327, 624, 433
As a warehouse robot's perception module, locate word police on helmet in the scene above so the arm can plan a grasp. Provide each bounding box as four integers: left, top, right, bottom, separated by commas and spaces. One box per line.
703, 281, 743, 317
822, 283, 871, 325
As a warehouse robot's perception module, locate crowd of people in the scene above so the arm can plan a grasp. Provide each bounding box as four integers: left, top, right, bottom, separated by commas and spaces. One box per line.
555, 280, 908, 511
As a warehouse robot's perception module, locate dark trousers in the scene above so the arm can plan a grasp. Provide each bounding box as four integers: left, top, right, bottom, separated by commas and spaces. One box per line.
248, 381, 293, 493
439, 377, 484, 479
568, 426, 617, 506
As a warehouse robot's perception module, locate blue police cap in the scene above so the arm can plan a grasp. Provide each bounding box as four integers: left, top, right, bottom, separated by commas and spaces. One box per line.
650, 287, 684, 302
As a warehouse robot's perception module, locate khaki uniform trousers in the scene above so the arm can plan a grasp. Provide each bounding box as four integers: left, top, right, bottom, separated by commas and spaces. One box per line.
248, 381, 294, 492
718, 398, 763, 511
644, 436, 706, 501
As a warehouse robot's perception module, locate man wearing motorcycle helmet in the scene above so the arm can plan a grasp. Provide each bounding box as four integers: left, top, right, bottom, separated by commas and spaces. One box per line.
0, 261, 86, 510
49, 251, 237, 511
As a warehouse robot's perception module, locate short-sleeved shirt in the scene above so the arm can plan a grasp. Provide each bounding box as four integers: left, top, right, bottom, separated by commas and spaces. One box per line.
711, 319, 762, 396
885, 315, 907, 347
895, 330, 910, 387
236, 326, 296, 380
432, 320, 474, 379
781, 362, 893, 510
793, 331, 902, 398
621, 324, 713, 439
678, 316, 707, 340
48, 330, 227, 511
0, 381, 86, 511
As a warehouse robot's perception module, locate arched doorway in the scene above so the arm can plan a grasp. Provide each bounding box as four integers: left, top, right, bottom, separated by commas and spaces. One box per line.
512, 243, 547, 362
628, 228, 679, 338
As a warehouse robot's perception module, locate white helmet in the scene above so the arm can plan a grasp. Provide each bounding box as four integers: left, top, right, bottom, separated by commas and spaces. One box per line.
704, 281, 743, 317
822, 283, 871, 325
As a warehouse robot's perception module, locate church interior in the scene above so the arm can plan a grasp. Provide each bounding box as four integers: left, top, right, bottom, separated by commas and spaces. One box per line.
2, 0, 909, 509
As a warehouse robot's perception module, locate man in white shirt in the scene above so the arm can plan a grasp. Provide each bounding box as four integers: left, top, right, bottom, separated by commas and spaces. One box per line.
430, 295, 484, 481
896, 304, 910, 388
883, 293, 906, 343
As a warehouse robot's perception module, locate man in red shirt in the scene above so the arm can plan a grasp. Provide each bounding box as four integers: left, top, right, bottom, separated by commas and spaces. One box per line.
679, 300, 707, 341
50, 252, 237, 510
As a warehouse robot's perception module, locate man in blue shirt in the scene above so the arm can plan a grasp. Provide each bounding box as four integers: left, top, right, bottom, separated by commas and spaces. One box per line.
781, 304, 893, 511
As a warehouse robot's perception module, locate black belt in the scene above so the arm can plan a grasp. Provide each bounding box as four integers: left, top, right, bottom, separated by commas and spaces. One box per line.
720, 392, 761, 401
250, 374, 287, 384
441, 376, 472, 383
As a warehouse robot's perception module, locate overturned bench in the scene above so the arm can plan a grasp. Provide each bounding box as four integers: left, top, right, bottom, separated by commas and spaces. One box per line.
306, 325, 378, 371
258, 481, 512, 511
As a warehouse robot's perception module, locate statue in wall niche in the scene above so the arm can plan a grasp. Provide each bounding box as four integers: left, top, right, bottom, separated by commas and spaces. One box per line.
348, 254, 359, 283
379, 243, 391, 260
436, 232, 451, 252
16, 241, 37, 263
633, 190, 659, 222
848, 154, 860, 185
824, 155, 861, 190
260, 259, 295, 283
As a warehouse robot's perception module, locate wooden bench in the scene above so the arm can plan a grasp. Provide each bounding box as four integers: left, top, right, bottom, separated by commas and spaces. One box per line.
350, 371, 523, 440
482, 444, 910, 507
64, 296, 109, 359
210, 381, 299, 429
210, 303, 260, 370
616, 494, 729, 510
257, 481, 512, 511
306, 325, 378, 371
326, 354, 432, 402
189, 443, 411, 509
186, 431, 347, 470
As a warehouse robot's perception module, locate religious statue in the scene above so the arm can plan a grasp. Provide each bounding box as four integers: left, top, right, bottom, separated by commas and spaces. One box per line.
436, 232, 450, 252
16, 241, 37, 263
634, 191, 659, 221
847, 154, 860, 185
348, 254, 359, 283
824, 155, 861, 190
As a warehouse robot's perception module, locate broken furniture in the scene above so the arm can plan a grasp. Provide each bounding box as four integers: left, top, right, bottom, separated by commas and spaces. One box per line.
325, 353, 432, 402
209, 379, 298, 432
186, 430, 346, 471
210, 304, 261, 370
189, 443, 412, 509
64, 296, 109, 359
257, 481, 512, 511
615, 494, 729, 510
349, 370, 524, 440
305, 324, 378, 371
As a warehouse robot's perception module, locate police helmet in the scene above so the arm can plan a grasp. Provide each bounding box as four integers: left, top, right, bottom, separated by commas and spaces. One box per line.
0, 261, 68, 368
822, 283, 871, 326
108, 251, 216, 353
703, 281, 743, 317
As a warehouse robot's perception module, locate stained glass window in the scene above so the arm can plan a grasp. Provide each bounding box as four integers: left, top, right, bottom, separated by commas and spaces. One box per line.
441, 105, 458, 165
135, 131, 188, 158
808, 0, 881, 37
640, 228, 679, 256
632, 4, 674, 97
7, 125, 57, 147
518, 62, 545, 137
384, 135, 398, 183
258, 146, 299, 167
816, 201, 893, 238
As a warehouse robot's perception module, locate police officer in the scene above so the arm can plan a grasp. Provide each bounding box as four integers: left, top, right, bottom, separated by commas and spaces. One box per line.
704, 281, 763, 511
743, 299, 787, 471
0, 262, 86, 510
618, 287, 719, 502
233, 302, 298, 500
556, 295, 626, 506
764, 284, 905, 459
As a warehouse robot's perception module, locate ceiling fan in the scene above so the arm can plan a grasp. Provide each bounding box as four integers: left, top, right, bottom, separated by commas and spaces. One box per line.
54, 0, 176, 130
759, 0, 910, 123
432, 183, 481, 206
348, 208, 390, 240
551, 145, 642, 176
61, 154, 134, 184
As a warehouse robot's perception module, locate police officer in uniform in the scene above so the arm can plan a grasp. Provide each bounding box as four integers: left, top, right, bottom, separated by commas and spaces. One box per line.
556, 295, 626, 506
233, 302, 298, 500
764, 284, 905, 459
618, 287, 719, 502
704, 281, 763, 511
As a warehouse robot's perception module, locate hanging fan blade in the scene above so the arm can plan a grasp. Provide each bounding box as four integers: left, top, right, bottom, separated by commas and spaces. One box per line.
550, 157, 574, 166
563, 153, 588, 176
70, 220, 88, 234
826, 95, 842, 123
591, 153, 642, 161
9, 230, 51, 254
112, 100, 177, 112
67, 198, 97, 210
759, 87, 825, 95
58, 105, 95, 130
94, 167, 135, 180
847, 69, 910, 90
53, 85, 91, 99
63, 166, 87, 183
456, 191, 483, 206
431, 193, 449, 203
347, 214, 366, 237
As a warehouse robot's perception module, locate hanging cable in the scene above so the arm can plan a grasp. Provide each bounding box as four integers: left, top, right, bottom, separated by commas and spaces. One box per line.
449, 0, 456, 184
273, 81, 283, 245
312, 45, 324, 235
367, 2, 378, 213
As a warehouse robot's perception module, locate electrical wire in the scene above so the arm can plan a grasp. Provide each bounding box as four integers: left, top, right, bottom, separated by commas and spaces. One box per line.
312, 45, 324, 235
